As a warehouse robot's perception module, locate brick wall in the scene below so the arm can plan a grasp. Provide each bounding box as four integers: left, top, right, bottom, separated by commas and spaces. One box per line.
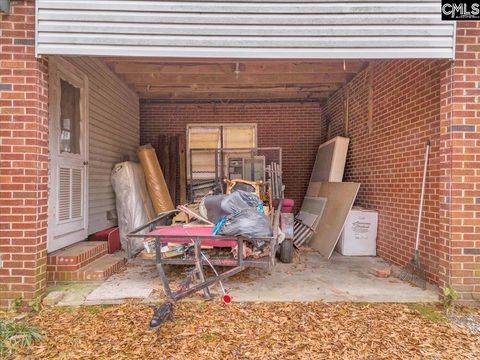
0, 0, 49, 308
438, 22, 480, 305
322, 59, 447, 285
140, 101, 323, 210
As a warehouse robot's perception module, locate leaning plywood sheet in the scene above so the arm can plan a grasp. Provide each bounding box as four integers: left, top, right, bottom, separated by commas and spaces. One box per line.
308, 182, 360, 259
306, 136, 349, 196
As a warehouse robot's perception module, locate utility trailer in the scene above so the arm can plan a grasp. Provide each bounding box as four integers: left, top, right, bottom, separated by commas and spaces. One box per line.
127, 146, 293, 329
128, 206, 293, 330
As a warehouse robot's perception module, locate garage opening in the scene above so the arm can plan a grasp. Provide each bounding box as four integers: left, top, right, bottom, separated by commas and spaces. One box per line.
46, 55, 443, 309
124, 57, 441, 278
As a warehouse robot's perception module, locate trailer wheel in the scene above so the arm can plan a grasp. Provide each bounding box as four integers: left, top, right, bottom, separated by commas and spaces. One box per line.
279, 239, 294, 263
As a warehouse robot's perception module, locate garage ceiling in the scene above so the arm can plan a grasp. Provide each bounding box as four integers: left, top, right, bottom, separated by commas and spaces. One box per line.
102, 58, 367, 102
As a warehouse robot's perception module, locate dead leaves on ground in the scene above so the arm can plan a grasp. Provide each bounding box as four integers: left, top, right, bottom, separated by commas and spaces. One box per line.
18, 302, 480, 360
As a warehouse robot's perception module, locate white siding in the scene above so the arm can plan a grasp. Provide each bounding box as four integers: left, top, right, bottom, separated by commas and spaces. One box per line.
37, 1, 455, 59
60, 56, 140, 234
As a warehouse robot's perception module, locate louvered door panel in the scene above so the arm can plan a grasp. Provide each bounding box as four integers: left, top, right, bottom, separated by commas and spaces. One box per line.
58, 167, 71, 221
71, 169, 82, 218
57, 167, 83, 222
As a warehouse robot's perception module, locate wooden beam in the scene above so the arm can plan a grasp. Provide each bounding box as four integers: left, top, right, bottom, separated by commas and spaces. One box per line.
108, 60, 365, 75
178, 134, 187, 205
122, 72, 351, 86
103, 57, 365, 66
135, 84, 341, 93
139, 90, 330, 100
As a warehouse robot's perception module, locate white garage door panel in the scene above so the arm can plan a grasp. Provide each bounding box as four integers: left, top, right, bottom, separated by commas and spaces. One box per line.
36, 1, 455, 59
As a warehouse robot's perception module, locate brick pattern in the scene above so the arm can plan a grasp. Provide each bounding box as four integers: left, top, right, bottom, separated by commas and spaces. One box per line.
439, 22, 480, 305
322, 59, 447, 285
47, 241, 108, 272
79, 256, 126, 282
47, 256, 126, 283
46, 241, 124, 283
0, 1, 49, 308
140, 101, 323, 211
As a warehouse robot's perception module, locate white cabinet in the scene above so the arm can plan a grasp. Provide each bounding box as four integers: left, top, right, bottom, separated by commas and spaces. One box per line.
336, 207, 377, 256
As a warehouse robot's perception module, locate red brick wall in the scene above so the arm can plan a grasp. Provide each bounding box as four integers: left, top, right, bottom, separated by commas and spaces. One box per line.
0, 0, 49, 308
322, 60, 447, 285
140, 101, 323, 210
439, 22, 480, 305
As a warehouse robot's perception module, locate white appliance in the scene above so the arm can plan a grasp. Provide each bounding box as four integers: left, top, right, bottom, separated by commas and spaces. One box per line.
336, 207, 378, 256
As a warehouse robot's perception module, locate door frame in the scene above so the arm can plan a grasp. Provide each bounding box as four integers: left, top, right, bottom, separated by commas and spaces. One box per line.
47, 57, 89, 252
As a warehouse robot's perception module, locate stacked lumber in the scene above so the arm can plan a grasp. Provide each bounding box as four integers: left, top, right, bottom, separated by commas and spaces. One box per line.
155, 134, 187, 206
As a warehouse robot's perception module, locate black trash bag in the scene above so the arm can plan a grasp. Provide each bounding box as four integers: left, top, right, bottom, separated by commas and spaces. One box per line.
230, 181, 256, 193
203, 194, 225, 224
221, 190, 261, 214
218, 207, 273, 245
204, 190, 262, 223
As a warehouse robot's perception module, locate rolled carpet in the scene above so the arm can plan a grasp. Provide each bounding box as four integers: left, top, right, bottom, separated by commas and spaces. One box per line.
137, 144, 174, 214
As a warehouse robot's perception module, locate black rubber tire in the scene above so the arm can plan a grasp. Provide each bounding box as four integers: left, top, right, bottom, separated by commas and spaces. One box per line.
279, 239, 294, 263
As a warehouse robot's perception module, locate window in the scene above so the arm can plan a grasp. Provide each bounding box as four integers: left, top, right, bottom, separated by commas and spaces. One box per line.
187, 124, 257, 180
59, 79, 81, 154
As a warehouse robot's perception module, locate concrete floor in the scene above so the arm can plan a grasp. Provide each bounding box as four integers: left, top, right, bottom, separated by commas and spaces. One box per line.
227, 253, 438, 302
49, 251, 438, 306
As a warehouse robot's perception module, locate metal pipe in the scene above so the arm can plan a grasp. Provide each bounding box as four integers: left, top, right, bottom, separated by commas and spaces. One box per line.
172, 266, 245, 301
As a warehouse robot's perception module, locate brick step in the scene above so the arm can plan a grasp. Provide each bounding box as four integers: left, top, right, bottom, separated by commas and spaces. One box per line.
47, 254, 126, 283
78, 255, 126, 281
47, 241, 108, 273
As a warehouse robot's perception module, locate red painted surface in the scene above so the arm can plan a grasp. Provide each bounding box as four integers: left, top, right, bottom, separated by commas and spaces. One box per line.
149, 226, 238, 248
88, 227, 121, 254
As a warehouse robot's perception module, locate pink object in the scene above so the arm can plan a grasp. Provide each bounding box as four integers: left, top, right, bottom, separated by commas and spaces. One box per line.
88, 227, 121, 254
281, 198, 294, 213
148, 226, 238, 248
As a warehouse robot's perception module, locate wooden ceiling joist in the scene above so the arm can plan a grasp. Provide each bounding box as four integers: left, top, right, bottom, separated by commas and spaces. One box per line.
140, 90, 330, 101
109, 61, 364, 75
122, 72, 352, 86
136, 85, 339, 94
102, 58, 367, 101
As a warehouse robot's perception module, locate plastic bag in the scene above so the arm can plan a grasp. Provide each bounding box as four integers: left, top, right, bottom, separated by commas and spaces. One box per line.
221, 190, 261, 214
111, 161, 155, 254
204, 190, 261, 223
203, 194, 225, 224
218, 207, 272, 246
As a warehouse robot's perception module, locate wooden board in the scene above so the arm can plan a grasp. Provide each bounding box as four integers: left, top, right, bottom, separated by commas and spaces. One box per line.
306, 136, 350, 196
168, 135, 178, 204
308, 182, 360, 259
178, 134, 187, 205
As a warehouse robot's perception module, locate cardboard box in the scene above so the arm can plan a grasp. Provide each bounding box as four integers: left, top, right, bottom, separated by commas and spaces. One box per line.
336, 207, 377, 256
